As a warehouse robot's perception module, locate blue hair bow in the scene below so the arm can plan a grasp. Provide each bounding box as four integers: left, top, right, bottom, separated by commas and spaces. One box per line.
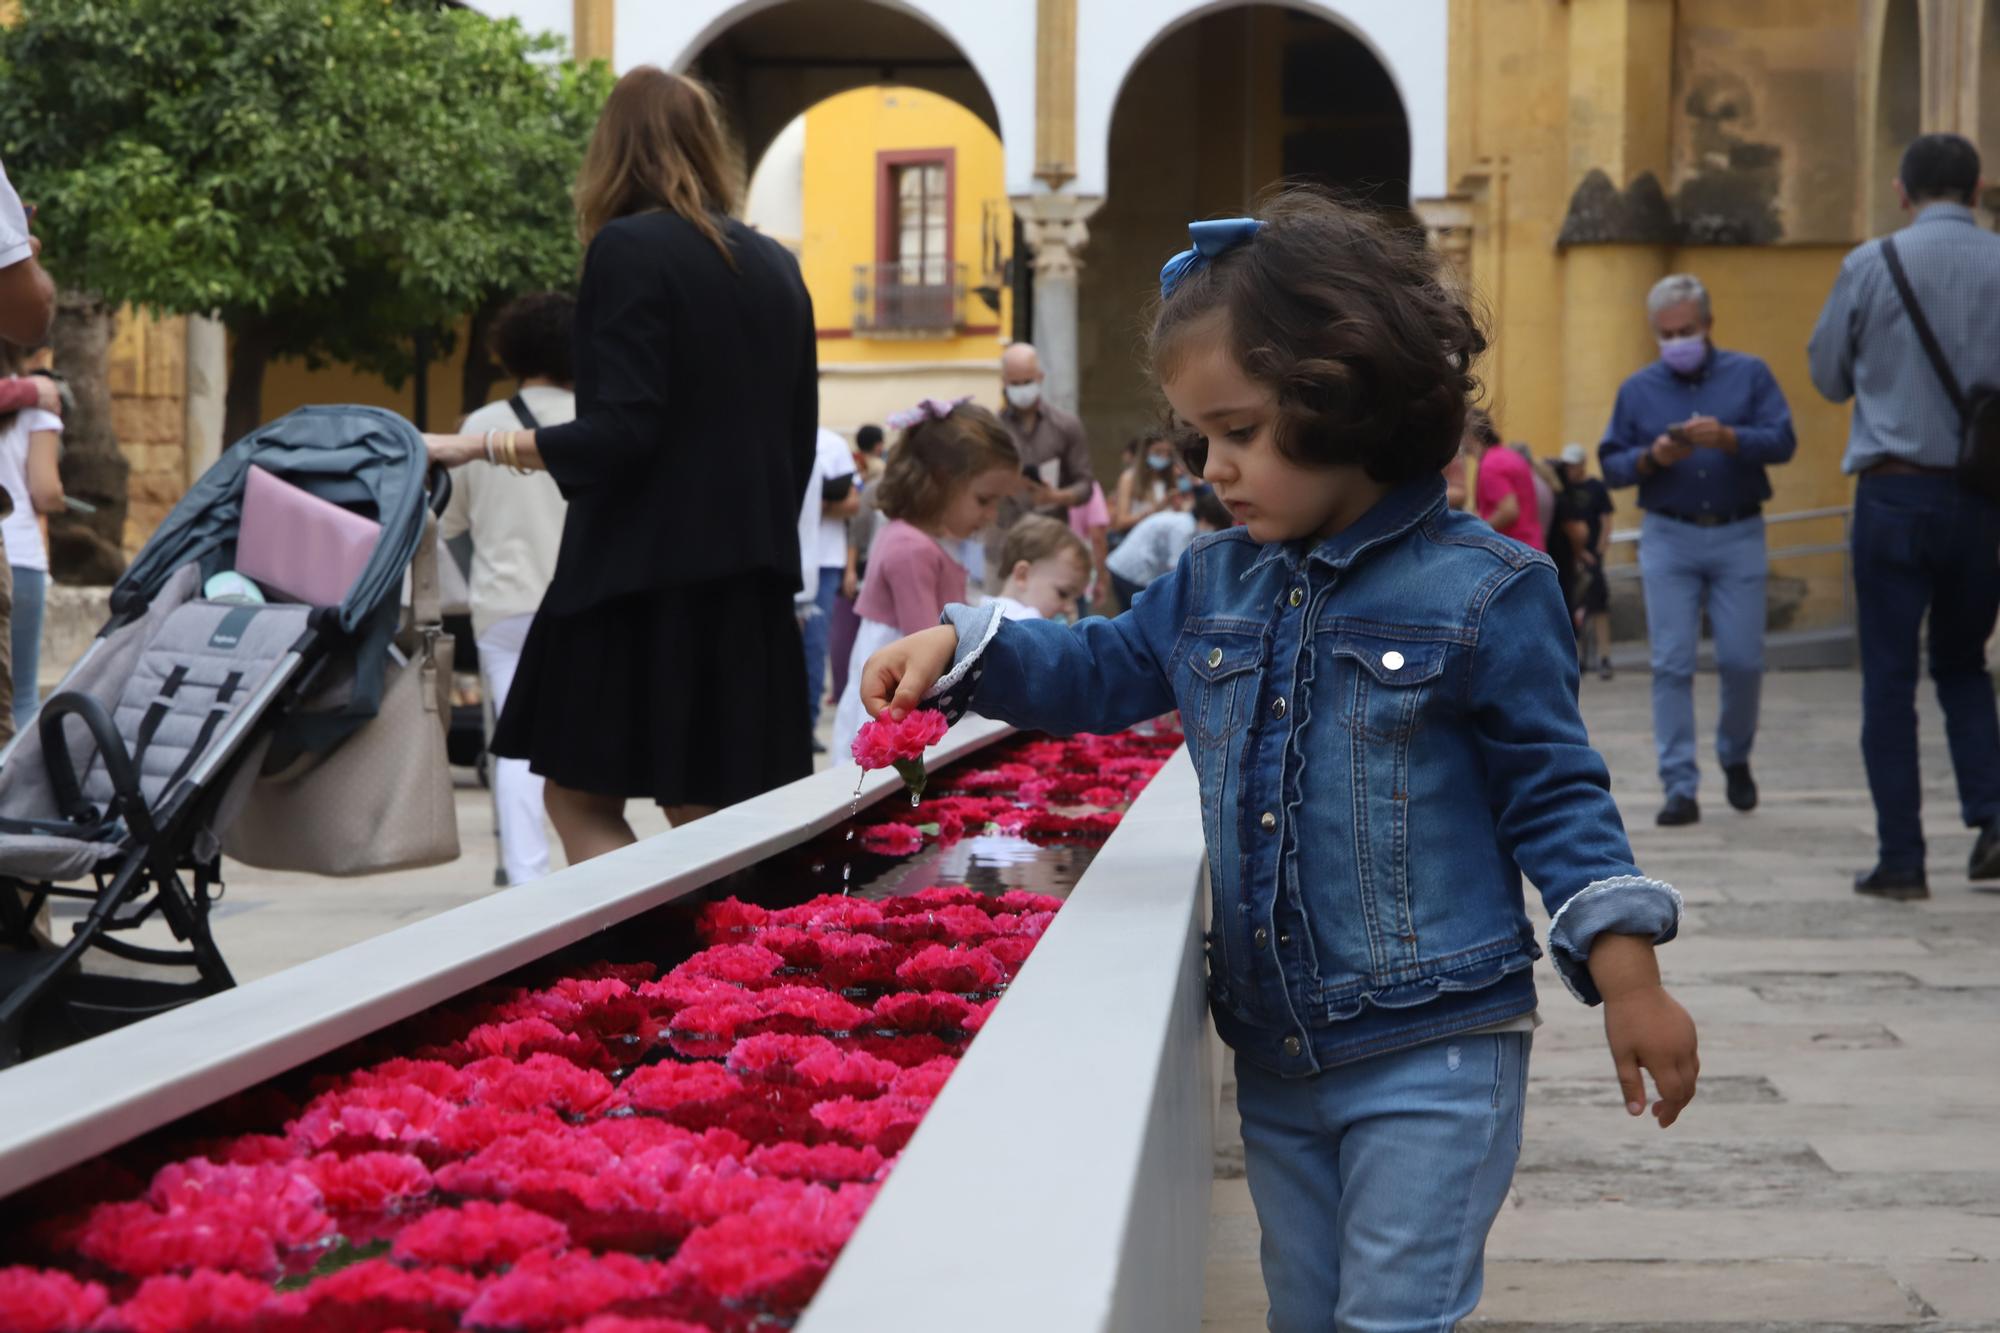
1158, 217, 1265, 298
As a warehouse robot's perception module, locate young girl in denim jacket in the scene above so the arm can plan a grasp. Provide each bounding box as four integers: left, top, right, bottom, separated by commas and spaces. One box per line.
860, 190, 1699, 1332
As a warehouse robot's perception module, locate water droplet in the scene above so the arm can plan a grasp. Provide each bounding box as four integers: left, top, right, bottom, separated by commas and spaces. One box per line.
845, 829, 854, 841
909, 791, 920, 807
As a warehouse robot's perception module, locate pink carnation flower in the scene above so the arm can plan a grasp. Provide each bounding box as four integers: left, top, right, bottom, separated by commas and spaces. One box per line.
677, 943, 786, 989
462, 1250, 677, 1332
105, 1270, 272, 1333
745, 1140, 887, 1184
889, 1056, 959, 1100
461, 1053, 615, 1116
613, 1061, 746, 1117
808, 1093, 936, 1155
856, 822, 925, 856
849, 707, 949, 772
0, 1267, 109, 1333
560, 1317, 710, 1333
290, 1083, 452, 1156
298, 1151, 433, 1213
390, 1200, 570, 1270
867, 990, 975, 1034
893, 943, 1007, 994
290, 1258, 478, 1333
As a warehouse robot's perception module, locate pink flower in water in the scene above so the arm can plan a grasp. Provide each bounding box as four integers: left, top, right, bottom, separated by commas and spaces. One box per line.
390, 1200, 570, 1270
808, 1094, 936, 1155
461, 1053, 615, 1116
868, 990, 975, 1035
289, 1258, 479, 1333
745, 1141, 887, 1184
290, 1083, 453, 1155
893, 943, 1007, 994
462, 1250, 678, 1332
0, 1267, 109, 1333
849, 707, 949, 772
298, 1151, 433, 1213
560, 1317, 711, 1333
857, 822, 925, 856
106, 1270, 273, 1333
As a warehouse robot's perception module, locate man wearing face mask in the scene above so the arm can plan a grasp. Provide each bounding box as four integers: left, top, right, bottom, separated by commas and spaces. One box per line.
1599, 272, 1797, 829
990, 342, 1095, 571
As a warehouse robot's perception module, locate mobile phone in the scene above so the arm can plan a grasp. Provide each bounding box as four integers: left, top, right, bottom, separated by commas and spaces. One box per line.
1666, 421, 1695, 446
62, 495, 97, 515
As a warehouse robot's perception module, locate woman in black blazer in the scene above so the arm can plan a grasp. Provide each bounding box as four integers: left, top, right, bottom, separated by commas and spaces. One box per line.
425, 67, 817, 860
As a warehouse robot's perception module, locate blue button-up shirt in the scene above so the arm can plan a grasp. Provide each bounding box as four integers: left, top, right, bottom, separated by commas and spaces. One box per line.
1598, 347, 1797, 516
1808, 204, 2000, 474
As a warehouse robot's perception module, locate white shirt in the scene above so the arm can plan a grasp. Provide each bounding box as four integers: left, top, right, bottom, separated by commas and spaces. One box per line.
796, 427, 859, 596
991, 595, 1043, 622
1106, 509, 1198, 587
0, 407, 59, 571
0, 160, 31, 271
439, 386, 575, 638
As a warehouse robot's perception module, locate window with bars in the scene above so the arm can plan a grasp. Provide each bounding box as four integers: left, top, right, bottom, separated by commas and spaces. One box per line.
857, 149, 962, 334
890, 159, 950, 285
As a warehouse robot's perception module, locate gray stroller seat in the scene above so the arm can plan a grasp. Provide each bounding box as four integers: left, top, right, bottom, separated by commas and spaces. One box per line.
0, 564, 314, 1058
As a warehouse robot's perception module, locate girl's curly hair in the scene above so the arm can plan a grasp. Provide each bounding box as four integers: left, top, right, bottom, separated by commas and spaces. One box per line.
1151, 185, 1488, 486
872, 402, 1020, 526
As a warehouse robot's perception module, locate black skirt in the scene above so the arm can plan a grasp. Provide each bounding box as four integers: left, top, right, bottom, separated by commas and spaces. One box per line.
491, 574, 813, 808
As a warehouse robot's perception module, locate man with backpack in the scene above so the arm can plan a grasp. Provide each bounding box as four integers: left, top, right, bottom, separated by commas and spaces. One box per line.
1809, 132, 2000, 900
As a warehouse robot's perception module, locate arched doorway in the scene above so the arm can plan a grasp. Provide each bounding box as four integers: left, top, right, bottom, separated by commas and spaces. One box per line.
681, 1, 1001, 194
1077, 3, 1411, 475
1871, 0, 1921, 237
740, 84, 1015, 436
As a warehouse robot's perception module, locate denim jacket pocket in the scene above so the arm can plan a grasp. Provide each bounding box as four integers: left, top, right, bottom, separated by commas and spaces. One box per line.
1314, 628, 1451, 985
1185, 635, 1265, 746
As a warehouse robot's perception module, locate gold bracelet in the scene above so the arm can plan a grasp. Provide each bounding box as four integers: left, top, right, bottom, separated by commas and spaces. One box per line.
510, 430, 533, 475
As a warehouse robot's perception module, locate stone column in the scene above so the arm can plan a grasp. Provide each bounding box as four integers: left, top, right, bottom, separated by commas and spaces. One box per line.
1010, 193, 1103, 415
184, 314, 227, 479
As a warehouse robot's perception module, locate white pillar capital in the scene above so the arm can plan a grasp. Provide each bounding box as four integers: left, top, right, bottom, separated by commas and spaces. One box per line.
1011, 193, 1105, 281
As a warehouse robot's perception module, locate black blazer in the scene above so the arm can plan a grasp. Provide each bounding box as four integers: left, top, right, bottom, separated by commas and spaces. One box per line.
536, 211, 818, 614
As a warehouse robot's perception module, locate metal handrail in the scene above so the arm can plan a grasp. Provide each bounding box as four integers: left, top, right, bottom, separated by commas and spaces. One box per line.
1602, 504, 1855, 629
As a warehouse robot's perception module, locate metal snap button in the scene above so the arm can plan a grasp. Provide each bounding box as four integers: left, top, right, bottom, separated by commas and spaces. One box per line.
1279, 931, 1291, 946
1259, 811, 1277, 832
1207, 647, 1223, 669
1382, 650, 1406, 671
1253, 928, 1269, 947
1288, 587, 1303, 608
1283, 1036, 1302, 1057
1271, 696, 1287, 719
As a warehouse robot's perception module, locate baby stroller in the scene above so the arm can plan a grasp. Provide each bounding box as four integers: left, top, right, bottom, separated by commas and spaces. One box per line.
0, 406, 449, 1065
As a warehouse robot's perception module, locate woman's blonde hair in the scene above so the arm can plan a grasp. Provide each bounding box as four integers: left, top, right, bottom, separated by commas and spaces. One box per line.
574, 67, 743, 259
996, 514, 1090, 585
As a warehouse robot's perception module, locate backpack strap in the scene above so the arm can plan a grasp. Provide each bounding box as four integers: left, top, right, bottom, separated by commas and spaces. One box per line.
1881, 237, 1969, 426
507, 394, 540, 432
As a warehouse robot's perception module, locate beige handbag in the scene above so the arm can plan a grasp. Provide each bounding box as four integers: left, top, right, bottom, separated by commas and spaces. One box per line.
223, 515, 461, 876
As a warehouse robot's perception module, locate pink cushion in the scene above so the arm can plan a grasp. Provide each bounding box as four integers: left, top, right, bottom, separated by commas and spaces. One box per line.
237, 464, 380, 608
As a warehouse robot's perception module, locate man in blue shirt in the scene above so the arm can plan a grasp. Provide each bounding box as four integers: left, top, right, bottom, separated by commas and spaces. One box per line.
1600, 273, 1797, 828
1808, 133, 2000, 900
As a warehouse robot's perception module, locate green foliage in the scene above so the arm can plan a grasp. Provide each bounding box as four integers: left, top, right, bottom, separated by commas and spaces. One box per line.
0, 0, 611, 383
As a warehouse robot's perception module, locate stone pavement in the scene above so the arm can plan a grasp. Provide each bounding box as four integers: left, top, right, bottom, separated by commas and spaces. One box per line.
1204, 668, 2000, 1331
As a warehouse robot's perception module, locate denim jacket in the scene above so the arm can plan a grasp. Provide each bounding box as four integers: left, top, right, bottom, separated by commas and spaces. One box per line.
935, 475, 1681, 1077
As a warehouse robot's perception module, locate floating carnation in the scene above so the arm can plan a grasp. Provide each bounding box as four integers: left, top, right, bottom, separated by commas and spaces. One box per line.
106, 1270, 275, 1333
960, 997, 1001, 1033
889, 1056, 959, 1100
742, 924, 822, 969
0, 1267, 110, 1333
893, 943, 1007, 994
879, 903, 999, 947
985, 934, 1039, 975
745, 984, 869, 1032
390, 1200, 569, 1270
879, 886, 985, 915
663, 1213, 833, 1315
694, 898, 770, 942
856, 822, 924, 856
289, 1259, 478, 1333
203, 1133, 296, 1167
433, 1105, 567, 1159
290, 1083, 452, 1154
462, 1053, 615, 1116
298, 1151, 433, 1213
767, 895, 886, 936
837, 1032, 960, 1068
811, 933, 904, 989
868, 990, 975, 1034
559, 1317, 710, 1333
994, 890, 1065, 915
1079, 785, 1128, 807
808, 1094, 935, 1155
462, 1250, 677, 1332
745, 1141, 887, 1184
677, 944, 786, 989
451, 1017, 613, 1070
613, 1061, 746, 1118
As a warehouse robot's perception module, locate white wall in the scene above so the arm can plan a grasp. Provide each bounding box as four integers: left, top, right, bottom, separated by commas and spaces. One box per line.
467, 0, 574, 52
1076, 0, 1447, 199
744, 112, 808, 248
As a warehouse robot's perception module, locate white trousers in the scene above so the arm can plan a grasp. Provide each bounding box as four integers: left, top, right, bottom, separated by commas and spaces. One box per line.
480, 613, 550, 885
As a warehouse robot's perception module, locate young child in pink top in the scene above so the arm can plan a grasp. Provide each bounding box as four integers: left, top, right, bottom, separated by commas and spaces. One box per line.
830, 398, 1020, 758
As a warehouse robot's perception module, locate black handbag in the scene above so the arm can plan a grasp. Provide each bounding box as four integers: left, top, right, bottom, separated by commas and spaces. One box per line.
1880, 237, 2000, 504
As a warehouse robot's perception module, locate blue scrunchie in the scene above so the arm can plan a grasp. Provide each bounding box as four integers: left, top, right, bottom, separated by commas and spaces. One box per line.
1158, 217, 1266, 298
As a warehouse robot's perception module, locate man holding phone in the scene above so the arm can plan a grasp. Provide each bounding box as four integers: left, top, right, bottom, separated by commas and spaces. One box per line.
1600, 272, 1797, 828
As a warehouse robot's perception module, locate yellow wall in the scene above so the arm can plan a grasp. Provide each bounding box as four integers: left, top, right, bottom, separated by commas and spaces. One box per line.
800, 86, 1012, 364
261, 339, 471, 432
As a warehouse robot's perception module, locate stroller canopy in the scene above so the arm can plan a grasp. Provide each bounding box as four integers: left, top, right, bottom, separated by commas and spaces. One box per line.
113, 405, 432, 636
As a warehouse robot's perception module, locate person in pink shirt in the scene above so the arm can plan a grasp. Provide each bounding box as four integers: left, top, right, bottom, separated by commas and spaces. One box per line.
1463, 407, 1546, 550
830, 398, 1020, 758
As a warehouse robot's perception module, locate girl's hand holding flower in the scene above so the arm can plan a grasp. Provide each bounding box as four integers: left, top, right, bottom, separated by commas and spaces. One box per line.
858, 626, 958, 723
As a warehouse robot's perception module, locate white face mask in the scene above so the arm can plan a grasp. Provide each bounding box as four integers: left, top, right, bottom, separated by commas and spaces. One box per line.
1004, 382, 1042, 411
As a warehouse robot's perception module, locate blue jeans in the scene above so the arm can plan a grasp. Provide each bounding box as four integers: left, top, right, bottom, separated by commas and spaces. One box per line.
1234, 1033, 1531, 1333
801, 565, 842, 728
1851, 474, 2000, 871
1638, 511, 1767, 799
10, 565, 44, 733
